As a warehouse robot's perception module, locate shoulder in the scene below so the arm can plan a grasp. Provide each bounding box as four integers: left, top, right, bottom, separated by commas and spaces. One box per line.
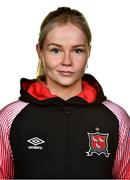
0, 100, 28, 129
102, 100, 130, 130
0, 100, 28, 116
102, 100, 129, 117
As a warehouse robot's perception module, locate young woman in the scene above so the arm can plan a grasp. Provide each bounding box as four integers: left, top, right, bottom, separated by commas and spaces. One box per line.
0, 7, 129, 179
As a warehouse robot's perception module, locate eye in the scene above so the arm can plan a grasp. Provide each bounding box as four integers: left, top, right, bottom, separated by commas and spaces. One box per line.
74, 48, 84, 54
50, 48, 61, 54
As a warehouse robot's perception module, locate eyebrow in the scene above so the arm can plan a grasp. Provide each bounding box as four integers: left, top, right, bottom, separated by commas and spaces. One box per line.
47, 43, 86, 48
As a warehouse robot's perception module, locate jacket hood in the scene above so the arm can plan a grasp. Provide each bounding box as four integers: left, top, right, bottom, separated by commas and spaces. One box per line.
19, 74, 106, 105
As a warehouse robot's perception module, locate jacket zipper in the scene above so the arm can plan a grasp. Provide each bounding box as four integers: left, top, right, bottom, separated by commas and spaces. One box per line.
65, 109, 71, 178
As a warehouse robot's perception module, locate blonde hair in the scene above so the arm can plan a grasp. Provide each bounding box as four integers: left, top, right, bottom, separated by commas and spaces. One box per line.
36, 7, 92, 78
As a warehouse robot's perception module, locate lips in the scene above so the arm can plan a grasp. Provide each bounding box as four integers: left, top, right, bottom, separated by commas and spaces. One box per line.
57, 70, 74, 76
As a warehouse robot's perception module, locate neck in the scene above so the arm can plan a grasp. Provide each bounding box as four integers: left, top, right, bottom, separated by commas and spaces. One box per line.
47, 80, 82, 100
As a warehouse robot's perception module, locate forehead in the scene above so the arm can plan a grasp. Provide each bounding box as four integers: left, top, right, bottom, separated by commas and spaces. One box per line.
44, 23, 86, 45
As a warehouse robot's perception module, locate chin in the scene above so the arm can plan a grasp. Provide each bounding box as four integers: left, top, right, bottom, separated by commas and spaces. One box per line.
57, 79, 77, 87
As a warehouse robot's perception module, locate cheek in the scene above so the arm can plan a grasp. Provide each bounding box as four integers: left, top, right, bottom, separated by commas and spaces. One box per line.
43, 57, 60, 71
76, 59, 87, 71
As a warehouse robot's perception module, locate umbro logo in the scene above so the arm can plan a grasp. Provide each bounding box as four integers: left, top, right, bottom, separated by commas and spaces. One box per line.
27, 137, 45, 150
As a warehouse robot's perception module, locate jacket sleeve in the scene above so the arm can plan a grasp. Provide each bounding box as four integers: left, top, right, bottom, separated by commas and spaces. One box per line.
0, 100, 28, 179
103, 100, 130, 179
0, 111, 14, 179
112, 112, 130, 179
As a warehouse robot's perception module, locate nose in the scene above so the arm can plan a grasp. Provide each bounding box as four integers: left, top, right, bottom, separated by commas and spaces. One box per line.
62, 51, 72, 66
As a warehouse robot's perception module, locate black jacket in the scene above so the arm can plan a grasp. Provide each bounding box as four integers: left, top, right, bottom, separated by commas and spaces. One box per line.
10, 74, 120, 179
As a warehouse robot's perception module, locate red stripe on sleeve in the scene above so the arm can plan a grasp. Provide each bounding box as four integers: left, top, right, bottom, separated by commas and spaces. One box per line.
0, 100, 28, 179
103, 100, 130, 179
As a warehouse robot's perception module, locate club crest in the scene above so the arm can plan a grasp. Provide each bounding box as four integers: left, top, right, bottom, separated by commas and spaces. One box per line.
86, 132, 110, 157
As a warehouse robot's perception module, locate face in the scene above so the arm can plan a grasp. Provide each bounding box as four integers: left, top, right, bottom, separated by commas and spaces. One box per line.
37, 23, 91, 89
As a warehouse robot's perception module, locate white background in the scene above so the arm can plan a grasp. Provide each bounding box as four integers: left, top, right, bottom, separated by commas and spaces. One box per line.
0, 0, 130, 115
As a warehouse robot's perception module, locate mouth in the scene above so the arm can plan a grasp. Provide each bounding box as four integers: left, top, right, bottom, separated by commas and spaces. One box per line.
57, 70, 74, 76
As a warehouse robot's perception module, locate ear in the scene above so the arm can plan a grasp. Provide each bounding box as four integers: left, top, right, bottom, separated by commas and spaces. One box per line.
87, 44, 91, 58
36, 44, 43, 60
